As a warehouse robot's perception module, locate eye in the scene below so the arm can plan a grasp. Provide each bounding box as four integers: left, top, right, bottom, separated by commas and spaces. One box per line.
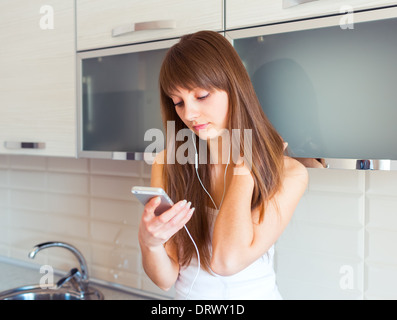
170, 97, 183, 107
197, 93, 210, 100
173, 100, 184, 107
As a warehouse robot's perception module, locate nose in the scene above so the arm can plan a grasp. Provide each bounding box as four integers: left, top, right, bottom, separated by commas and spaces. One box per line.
183, 100, 200, 122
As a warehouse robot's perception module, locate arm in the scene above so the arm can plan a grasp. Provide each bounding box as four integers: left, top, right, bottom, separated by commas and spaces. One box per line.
138, 150, 193, 290
211, 157, 308, 276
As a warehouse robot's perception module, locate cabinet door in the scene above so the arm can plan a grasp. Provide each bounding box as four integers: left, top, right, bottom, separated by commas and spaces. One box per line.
76, 0, 224, 51
78, 40, 178, 159
0, 0, 76, 157
226, 0, 397, 29
227, 7, 397, 161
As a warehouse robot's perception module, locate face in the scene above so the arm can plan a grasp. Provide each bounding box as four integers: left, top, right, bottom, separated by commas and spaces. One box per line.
169, 87, 229, 141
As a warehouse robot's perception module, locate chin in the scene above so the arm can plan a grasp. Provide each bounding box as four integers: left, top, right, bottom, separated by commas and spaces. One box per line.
197, 126, 226, 140
196, 133, 218, 142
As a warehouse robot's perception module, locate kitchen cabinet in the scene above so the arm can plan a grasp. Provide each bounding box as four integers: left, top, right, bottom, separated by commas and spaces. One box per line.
76, 0, 224, 51
0, 0, 76, 157
227, 6, 397, 161
77, 39, 177, 159
226, 0, 397, 29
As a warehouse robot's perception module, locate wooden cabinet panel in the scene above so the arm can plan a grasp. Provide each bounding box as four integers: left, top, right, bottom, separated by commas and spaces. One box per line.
77, 0, 224, 51
226, 0, 397, 29
0, 0, 76, 157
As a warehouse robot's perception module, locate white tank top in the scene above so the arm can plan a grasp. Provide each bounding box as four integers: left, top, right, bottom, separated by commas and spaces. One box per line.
174, 209, 282, 300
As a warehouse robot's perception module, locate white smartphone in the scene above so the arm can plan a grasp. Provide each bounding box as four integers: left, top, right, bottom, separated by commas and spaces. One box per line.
131, 186, 174, 216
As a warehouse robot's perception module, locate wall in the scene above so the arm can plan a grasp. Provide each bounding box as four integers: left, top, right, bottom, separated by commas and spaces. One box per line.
276, 168, 397, 299
0, 154, 171, 298
0, 154, 396, 299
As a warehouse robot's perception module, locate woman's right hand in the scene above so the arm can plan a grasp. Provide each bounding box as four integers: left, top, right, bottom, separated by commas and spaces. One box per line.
138, 197, 195, 250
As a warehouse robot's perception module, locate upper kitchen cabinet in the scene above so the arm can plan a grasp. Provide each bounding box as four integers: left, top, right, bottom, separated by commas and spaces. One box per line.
0, 0, 76, 157
76, 0, 224, 51
226, 0, 397, 29
228, 6, 397, 164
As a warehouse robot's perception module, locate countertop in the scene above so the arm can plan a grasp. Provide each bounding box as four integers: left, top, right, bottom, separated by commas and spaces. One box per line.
0, 256, 164, 300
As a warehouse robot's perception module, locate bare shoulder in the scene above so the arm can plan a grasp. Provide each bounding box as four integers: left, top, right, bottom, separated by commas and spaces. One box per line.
283, 156, 309, 187
266, 156, 308, 218
153, 149, 166, 165
150, 149, 166, 188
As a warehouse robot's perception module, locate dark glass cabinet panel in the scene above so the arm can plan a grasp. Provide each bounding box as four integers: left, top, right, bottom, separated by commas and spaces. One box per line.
81, 48, 168, 153
234, 17, 397, 160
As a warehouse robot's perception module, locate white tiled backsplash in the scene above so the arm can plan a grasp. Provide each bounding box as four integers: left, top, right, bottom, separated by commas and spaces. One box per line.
0, 154, 166, 297
0, 154, 397, 299
276, 168, 397, 299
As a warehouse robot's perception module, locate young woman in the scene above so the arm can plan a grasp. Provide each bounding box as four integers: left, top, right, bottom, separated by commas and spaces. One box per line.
138, 31, 308, 299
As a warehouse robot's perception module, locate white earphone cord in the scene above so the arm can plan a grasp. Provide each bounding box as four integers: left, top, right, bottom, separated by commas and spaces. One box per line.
183, 225, 200, 299
184, 133, 229, 299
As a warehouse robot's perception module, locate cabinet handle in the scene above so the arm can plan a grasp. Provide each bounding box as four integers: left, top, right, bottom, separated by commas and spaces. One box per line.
283, 0, 318, 9
112, 19, 176, 37
4, 141, 46, 149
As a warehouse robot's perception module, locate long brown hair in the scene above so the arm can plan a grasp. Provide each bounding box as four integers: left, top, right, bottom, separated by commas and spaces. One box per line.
158, 31, 284, 272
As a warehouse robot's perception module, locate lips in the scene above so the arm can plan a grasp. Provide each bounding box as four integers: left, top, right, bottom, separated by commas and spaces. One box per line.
193, 123, 209, 131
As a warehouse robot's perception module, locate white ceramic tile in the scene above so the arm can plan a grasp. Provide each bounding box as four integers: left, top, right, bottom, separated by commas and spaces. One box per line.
10, 247, 48, 266
46, 255, 81, 274
46, 240, 92, 272
0, 155, 10, 168
46, 193, 89, 217
0, 243, 9, 257
0, 207, 9, 246
7, 229, 53, 264
112, 225, 140, 249
365, 263, 397, 299
9, 208, 89, 240
8, 154, 397, 298
142, 177, 151, 187
278, 220, 364, 258
9, 155, 47, 171
90, 198, 142, 226
275, 248, 363, 296
91, 243, 140, 273
9, 170, 47, 191
142, 162, 152, 179
276, 276, 362, 300
366, 171, 397, 196
112, 270, 142, 289
46, 215, 90, 240
0, 169, 8, 187
48, 172, 89, 195
47, 157, 89, 173
10, 190, 47, 211
91, 264, 141, 289
90, 175, 142, 201
294, 191, 364, 227
0, 224, 9, 245
90, 221, 139, 249
365, 229, 397, 265
0, 205, 8, 222
90, 159, 142, 177
0, 187, 9, 206
307, 168, 365, 194
366, 195, 397, 232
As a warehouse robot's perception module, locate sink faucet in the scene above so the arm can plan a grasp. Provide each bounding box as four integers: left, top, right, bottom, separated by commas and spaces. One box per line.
56, 267, 86, 292
28, 241, 89, 294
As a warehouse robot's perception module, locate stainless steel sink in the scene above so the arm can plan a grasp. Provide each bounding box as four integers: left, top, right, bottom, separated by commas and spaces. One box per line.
0, 284, 104, 300
0, 241, 104, 300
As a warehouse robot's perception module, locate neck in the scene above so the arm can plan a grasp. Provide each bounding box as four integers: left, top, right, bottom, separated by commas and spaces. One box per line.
207, 136, 230, 166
